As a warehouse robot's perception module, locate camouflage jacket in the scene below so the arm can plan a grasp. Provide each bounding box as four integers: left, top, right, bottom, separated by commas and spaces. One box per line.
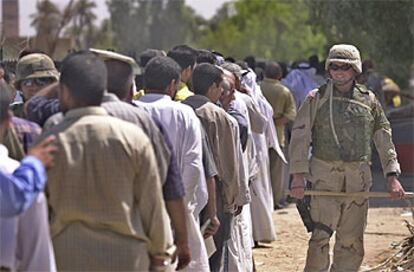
289, 81, 400, 177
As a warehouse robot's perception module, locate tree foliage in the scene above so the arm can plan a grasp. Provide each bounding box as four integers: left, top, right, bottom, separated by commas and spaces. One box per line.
29, 0, 413, 89
306, 0, 414, 88
31, 0, 75, 56
66, 0, 97, 49
107, 0, 202, 57
31, 0, 113, 56
197, 0, 327, 62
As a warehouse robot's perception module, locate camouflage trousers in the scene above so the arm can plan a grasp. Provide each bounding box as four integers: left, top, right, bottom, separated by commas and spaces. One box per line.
304, 158, 372, 272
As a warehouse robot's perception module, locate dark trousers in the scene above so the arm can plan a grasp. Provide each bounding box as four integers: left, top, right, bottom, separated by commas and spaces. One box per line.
208, 181, 233, 272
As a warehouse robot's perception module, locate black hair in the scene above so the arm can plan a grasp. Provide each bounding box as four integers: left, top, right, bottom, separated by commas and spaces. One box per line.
196, 49, 216, 64
212, 50, 223, 57
244, 56, 256, 70
236, 60, 249, 70
139, 49, 164, 67
171, 44, 195, 52
167, 45, 197, 71
60, 51, 107, 106
264, 61, 283, 79
278, 61, 289, 79
0, 80, 10, 123
144, 56, 181, 92
362, 61, 372, 74
224, 56, 236, 63
3, 71, 15, 84
105, 60, 133, 100
308, 55, 319, 69
191, 63, 223, 96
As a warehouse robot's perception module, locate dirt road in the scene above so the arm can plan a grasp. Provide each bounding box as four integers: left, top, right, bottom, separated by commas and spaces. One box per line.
253, 206, 413, 271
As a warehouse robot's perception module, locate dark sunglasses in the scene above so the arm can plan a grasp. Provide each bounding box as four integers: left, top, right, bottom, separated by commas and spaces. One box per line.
22, 77, 55, 87
329, 64, 352, 71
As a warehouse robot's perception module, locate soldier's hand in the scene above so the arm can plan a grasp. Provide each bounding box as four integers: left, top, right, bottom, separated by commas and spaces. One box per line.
28, 135, 57, 169
290, 174, 306, 200
387, 176, 405, 199
306, 90, 318, 99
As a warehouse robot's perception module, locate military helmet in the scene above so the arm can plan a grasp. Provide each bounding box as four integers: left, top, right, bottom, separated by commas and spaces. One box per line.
325, 44, 362, 74
15, 53, 59, 88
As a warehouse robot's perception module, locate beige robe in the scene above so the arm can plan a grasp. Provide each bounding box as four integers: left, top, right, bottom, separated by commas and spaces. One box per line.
195, 102, 241, 211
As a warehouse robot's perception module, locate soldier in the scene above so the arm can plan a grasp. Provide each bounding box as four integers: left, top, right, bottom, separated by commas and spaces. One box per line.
12, 53, 59, 118
289, 44, 405, 272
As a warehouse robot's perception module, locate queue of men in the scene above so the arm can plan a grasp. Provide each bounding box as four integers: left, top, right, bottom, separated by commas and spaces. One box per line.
0, 43, 405, 272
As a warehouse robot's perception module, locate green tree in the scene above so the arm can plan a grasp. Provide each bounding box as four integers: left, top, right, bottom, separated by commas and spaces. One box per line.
107, 0, 201, 57
68, 0, 97, 49
306, 0, 414, 88
90, 19, 115, 50
197, 0, 326, 62
31, 0, 76, 56
31, 0, 111, 56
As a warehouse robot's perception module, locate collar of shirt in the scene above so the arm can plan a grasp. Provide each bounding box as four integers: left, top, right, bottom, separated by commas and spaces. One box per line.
138, 93, 172, 103
0, 144, 20, 172
183, 94, 210, 110
102, 92, 120, 103
333, 85, 354, 98
0, 144, 9, 159
178, 81, 188, 91
263, 78, 281, 84
64, 107, 108, 120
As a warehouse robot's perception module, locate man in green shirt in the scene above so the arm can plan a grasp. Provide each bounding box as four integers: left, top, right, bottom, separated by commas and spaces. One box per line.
261, 61, 296, 208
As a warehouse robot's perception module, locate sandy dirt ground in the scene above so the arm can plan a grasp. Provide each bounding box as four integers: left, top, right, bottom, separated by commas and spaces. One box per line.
253, 206, 413, 272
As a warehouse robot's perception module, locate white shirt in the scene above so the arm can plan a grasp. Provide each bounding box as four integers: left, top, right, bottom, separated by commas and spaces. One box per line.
135, 94, 207, 213
0, 144, 56, 271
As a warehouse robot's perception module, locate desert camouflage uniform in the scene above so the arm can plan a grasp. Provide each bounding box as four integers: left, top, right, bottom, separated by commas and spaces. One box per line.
289, 82, 400, 272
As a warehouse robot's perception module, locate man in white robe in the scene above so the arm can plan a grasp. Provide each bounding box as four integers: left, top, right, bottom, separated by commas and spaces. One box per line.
245, 69, 288, 241
222, 63, 277, 244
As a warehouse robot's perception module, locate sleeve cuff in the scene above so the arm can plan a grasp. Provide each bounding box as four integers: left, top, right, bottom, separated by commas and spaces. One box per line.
382, 161, 401, 178
21, 156, 47, 190
236, 192, 251, 206
289, 161, 309, 175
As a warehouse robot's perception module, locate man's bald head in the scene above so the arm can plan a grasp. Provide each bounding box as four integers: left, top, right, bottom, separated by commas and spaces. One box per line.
264, 61, 283, 80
